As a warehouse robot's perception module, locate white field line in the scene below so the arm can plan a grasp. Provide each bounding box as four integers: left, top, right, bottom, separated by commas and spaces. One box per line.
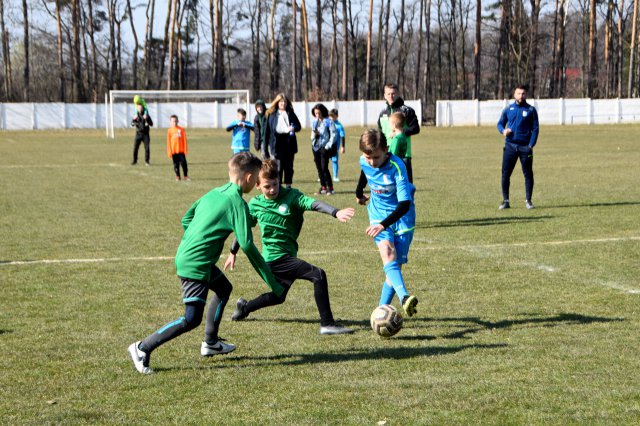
3, 236, 638, 267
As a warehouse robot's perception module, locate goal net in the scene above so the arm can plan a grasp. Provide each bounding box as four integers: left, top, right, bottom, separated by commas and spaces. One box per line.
106, 89, 250, 138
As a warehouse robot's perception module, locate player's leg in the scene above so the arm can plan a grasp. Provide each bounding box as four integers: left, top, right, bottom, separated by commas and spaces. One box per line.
233, 263, 291, 321
180, 153, 189, 179
313, 150, 325, 192
201, 266, 236, 356
132, 135, 142, 165
321, 149, 334, 192
143, 134, 150, 165
331, 150, 339, 181
500, 144, 519, 207
403, 157, 413, 183
519, 148, 534, 207
377, 231, 417, 316
128, 278, 207, 373
172, 154, 181, 179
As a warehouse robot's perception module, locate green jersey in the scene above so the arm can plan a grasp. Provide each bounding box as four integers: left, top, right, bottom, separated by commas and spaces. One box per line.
388, 132, 409, 159
175, 182, 284, 296
248, 187, 316, 262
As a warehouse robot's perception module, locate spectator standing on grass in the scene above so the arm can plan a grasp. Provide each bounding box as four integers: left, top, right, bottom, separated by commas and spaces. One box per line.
226, 108, 254, 154
225, 159, 355, 335
311, 103, 338, 196
377, 83, 420, 183
167, 115, 189, 181
128, 152, 285, 375
496, 84, 539, 210
131, 103, 153, 166
253, 100, 269, 159
265, 93, 301, 188
329, 109, 346, 182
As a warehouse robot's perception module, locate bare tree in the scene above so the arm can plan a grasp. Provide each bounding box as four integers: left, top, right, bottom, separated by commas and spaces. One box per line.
341, 0, 348, 98
528, 0, 541, 97
126, 0, 140, 90
54, 0, 65, 101
301, 0, 312, 94
473, 0, 481, 99
86, 0, 99, 100
587, 0, 597, 97
315, 0, 322, 92
365, 0, 373, 99
616, 0, 624, 97
628, 0, 638, 97
21, 0, 29, 101
71, 0, 85, 101
143, 0, 155, 89
268, 0, 277, 92
214, 0, 225, 88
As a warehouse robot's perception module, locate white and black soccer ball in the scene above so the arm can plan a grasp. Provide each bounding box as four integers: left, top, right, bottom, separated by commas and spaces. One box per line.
370, 304, 403, 337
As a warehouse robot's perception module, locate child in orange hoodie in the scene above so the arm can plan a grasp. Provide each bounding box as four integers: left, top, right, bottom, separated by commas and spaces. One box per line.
167, 115, 189, 181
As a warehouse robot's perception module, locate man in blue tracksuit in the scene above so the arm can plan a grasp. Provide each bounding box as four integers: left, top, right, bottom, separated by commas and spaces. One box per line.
496, 84, 539, 210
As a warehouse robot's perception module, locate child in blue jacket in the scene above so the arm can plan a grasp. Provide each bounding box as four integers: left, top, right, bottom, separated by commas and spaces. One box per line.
227, 108, 255, 154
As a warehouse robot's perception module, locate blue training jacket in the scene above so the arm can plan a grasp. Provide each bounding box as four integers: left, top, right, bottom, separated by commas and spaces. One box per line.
497, 101, 540, 148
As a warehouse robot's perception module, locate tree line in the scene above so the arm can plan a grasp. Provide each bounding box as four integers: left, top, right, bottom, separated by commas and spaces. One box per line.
0, 0, 638, 121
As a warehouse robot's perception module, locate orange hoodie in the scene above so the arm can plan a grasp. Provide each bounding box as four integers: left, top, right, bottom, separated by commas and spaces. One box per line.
167, 125, 188, 157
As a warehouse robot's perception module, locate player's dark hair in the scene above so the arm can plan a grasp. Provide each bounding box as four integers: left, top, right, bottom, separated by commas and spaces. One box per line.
228, 151, 262, 176
259, 159, 280, 181
515, 83, 529, 92
170, 114, 178, 120
312, 103, 329, 119
329, 108, 339, 118
359, 128, 388, 155
237, 108, 247, 117
384, 82, 399, 91
390, 111, 405, 128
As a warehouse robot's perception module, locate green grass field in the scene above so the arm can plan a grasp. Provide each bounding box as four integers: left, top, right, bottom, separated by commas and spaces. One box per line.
1, 124, 639, 424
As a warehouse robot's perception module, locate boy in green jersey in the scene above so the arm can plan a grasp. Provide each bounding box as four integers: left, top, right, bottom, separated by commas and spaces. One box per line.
224, 159, 355, 335
128, 152, 285, 374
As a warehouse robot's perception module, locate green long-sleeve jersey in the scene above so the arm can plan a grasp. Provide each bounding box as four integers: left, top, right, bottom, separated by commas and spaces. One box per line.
248, 187, 317, 263
175, 182, 284, 296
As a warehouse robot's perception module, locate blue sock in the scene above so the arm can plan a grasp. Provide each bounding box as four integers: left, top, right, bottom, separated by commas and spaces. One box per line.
383, 260, 409, 302
379, 281, 395, 305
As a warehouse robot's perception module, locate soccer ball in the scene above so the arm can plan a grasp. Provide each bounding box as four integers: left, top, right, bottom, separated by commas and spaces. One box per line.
370, 304, 403, 337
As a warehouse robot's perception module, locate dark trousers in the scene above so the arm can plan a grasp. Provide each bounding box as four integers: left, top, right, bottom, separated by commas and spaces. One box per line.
275, 133, 295, 185
171, 153, 188, 178
133, 133, 150, 163
313, 148, 333, 189
501, 142, 534, 201
403, 157, 413, 183
140, 266, 233, 353
244, 255, 335, 326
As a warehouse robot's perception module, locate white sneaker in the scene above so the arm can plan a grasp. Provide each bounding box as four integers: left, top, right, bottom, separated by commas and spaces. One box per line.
200, 339, 236, 357
333, 177, 340, 182
128, 341, 153, 374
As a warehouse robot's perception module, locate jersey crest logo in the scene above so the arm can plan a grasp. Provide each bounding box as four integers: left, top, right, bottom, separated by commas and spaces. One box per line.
383, 174, 392, 185
522, 111, 528, 117
278, 204, 289, 214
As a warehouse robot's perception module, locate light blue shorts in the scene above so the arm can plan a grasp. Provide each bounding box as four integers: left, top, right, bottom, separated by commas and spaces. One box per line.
374, 228, 414, 265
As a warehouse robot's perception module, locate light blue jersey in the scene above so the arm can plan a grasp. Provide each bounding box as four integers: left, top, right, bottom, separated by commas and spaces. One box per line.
359, 153, 415, 236
334, 121, 345, 150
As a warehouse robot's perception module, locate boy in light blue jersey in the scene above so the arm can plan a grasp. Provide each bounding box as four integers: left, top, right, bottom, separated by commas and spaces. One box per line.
329, 109, 346, 182
226, 108, 255, 154
355, 128, 418, 317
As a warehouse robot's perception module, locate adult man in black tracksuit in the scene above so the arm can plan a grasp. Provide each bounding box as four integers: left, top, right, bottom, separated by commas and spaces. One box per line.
131, 104, 153, 166
377, 83, 420, 183
496, 84, 539, 210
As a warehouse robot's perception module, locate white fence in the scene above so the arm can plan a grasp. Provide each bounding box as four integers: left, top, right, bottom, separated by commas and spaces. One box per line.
436, 98, 640, 127
0, 100, 422, 131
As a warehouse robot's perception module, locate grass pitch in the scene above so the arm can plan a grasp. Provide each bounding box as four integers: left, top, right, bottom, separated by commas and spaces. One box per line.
1, 124, 639, 424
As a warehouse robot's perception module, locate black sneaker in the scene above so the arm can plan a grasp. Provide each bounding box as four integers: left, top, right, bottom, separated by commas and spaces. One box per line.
498, 200, 510, 210
231, 298, 249, 321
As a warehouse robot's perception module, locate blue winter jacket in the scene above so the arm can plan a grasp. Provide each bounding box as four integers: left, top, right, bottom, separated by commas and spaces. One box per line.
497, 101, 540, 148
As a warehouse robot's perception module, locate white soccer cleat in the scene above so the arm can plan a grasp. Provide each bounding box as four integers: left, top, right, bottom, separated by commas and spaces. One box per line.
200, 339, 236, 357
128, 341, 153, 374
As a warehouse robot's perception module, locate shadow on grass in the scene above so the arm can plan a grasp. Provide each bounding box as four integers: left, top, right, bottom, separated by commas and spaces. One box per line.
154, 343, 507, 372
0, 329, 12, 335
428, 312, 624, 340
416, 215, 552, 229
546, 201, 640, 209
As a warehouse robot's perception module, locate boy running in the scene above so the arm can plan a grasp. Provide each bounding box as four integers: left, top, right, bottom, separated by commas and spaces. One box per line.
128, 152, 285, 374
355, 129, 418, 316
225, 159, 355, 335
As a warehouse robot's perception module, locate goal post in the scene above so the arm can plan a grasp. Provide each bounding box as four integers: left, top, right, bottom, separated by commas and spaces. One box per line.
107, 89, 250, 138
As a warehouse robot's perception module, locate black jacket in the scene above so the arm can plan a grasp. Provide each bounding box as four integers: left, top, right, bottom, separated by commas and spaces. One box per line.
131, 112, 153, 135
266, 109, 301, 157
377, 97, 419, 138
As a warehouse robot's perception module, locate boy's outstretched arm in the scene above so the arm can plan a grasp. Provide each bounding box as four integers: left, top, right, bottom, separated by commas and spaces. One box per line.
311, 201, 355, 223
355, 170, 369, 205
